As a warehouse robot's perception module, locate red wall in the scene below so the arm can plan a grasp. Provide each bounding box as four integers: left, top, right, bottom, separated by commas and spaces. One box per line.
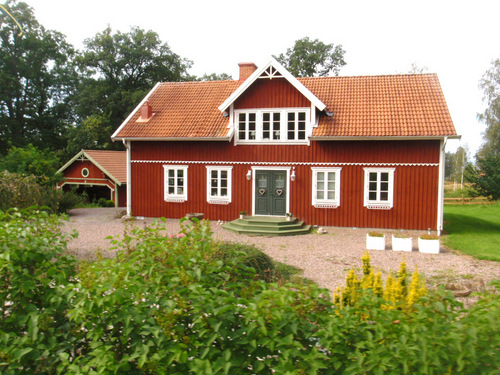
129, 140, 441, 230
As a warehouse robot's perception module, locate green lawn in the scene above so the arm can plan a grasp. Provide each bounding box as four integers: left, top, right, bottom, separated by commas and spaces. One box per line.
443, 203, 500, 262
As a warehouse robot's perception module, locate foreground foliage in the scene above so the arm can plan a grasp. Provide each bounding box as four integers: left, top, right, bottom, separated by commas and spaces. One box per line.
0, 211, 499, 374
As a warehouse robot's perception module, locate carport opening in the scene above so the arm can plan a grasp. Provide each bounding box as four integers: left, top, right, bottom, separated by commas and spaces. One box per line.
63, 184, 112, 204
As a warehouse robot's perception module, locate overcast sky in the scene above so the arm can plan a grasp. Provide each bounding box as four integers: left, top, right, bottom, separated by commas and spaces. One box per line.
25, 0, 500, 156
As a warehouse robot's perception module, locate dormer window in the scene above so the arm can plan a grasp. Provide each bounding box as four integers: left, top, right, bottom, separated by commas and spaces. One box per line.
235, 108, 310, 144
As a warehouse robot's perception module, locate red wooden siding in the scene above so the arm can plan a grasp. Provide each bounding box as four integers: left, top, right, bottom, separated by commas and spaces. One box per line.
130, 140, 440, 230
235, 78, 310, 109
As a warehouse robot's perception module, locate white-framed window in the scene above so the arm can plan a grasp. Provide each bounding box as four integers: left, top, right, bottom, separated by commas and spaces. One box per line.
363, 168, 395, 209
235, 108, 310, 144
163, 165, 188, 202
206, 166, 232, 204
81, 168, 89, 177
312, 167, 341, 208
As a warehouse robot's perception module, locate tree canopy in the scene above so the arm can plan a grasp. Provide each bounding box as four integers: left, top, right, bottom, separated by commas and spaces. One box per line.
275, 37, 346, 77
0, 0, 77, 154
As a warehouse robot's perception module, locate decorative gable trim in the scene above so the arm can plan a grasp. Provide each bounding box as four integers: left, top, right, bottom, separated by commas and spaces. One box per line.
218, 57, 326, 113
57, 150, 122, 186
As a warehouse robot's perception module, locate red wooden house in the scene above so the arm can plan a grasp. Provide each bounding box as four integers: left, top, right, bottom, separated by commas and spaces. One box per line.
111, 57, 458, 232
57, 150, 127, 207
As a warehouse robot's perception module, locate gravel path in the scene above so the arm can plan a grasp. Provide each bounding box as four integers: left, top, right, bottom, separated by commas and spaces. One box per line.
63, 208, 500, 294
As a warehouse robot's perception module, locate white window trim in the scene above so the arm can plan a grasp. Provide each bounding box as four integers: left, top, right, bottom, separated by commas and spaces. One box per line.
163, 165, 188, 202
363, 168, 395, 209
312, 167, 341, 208
234, 108, 310, 145
206, 166, 233, 204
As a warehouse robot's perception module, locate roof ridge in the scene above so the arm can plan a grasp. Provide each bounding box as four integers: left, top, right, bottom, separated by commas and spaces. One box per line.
299, 73, 438, 80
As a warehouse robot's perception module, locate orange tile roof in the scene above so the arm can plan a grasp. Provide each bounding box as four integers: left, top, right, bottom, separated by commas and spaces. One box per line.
84, 150, 127, 184
113, 73, 456, 140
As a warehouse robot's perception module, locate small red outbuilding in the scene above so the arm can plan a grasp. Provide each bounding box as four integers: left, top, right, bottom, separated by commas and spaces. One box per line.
57, 150, 127, 207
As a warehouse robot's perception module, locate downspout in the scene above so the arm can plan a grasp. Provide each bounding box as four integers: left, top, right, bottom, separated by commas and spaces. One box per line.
122, 139, 132, 217
437, 137, 447, 236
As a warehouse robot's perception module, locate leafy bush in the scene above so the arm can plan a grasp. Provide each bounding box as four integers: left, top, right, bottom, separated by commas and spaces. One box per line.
1, 215, 499, 374
0, 208, 77, 374
97, 197, 115, 207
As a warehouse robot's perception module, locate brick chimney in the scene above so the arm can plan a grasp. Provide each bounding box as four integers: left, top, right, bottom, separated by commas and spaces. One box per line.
140, 100, 153, 120
238, 62, 258, 82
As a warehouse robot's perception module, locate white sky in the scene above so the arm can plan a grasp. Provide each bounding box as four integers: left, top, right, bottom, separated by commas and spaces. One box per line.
24, 0, 500, 156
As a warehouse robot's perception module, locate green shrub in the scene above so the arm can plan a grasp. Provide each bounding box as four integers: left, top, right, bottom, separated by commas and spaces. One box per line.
0, 208, 77, 374
97, 198, 115, 207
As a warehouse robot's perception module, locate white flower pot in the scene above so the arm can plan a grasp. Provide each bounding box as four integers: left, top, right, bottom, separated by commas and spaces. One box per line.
366, 234, 386, 250
418, 237, 440, 254
392, 235, 412, 252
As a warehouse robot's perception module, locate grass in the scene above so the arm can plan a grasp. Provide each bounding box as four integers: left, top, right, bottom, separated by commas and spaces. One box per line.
443, 203, 500, 262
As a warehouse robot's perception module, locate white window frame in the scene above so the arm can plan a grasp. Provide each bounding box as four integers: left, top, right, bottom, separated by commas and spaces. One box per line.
206, 166, 233, 205
163, 165, 188, 202
363, 168, 395, 209
312, 167, 341, 208
234, 108, 310, 144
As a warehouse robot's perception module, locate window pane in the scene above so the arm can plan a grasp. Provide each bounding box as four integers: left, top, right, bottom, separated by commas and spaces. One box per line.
381, 173, 389, 182
177, 170, 183, 178
369, 191, 377, 200
221, 171, 227, 179
177, 187, 183, 194
317, 181, 324, 191
288, 112, 295, 121
288, 131, 295, 139
239, 131, 246, 140
380, 192, 388, 201
317, 172, 324, 181
298, 131, 305, 140
211, 188, 217, 196
369, 172, 377, 182
273, 113, 280, 121
327, 172, 336, 182
298, 112, 306, 121
177, 178, 183, 186
221, 188, 227, 196
211, 170, 217, 178
381, 182, 389, 191
211, 178, 218, 188
168, 187, 174, 194
168, 178, 174, 186
327, 191, 335, 200
369, 182, 377, 191
263, 113, 270, 121
220, 179, 227, 188
168, 170, 174, 178
317, 191, 324, 200
239, 113, 245, 121
328, 181, 335, 190
249, 113, 256, 121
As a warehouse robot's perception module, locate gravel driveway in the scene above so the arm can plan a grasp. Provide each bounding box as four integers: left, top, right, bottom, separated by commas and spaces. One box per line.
63, 208, 500, 294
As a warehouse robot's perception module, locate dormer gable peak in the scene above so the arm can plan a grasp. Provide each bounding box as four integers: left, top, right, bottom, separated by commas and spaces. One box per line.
218, 57, 326, 113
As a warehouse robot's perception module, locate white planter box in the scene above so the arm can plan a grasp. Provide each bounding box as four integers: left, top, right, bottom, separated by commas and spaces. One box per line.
392, 235, 412, 252
366, 234, 386, 250
418, 237, 440, 254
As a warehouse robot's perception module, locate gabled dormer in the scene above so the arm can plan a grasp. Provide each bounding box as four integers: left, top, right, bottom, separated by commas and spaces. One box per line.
219, 57, 327, 145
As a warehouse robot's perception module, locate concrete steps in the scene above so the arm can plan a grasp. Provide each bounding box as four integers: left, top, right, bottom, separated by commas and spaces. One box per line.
222, 216, 311, 236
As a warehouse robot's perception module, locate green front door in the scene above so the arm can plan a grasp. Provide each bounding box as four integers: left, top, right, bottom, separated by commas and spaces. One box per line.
255, 170, 287, 216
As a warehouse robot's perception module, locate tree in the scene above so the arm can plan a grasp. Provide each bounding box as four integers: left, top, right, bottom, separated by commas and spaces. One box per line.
0, 143, 60, 177
274, 37, 346, 77
71, 26, 193, 151
200, 72, 232, 81
477, 58, 500, 158
0, 0, 78, 154
466, 154, 500, 200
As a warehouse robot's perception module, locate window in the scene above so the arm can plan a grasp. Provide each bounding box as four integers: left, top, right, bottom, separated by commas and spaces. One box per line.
312, 168, 341, 207
163, 165, 188, 202
363, 168, 395, 209
206, 166, 232, 204
235, 109, 309, 143
81, 168, 89, 177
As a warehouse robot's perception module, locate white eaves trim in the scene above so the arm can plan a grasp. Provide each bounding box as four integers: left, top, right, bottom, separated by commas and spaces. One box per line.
218, 57, 326, 113
111, 82, 162, 140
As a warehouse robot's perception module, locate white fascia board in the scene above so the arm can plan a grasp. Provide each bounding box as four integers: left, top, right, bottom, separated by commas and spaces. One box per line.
56, 149, 86, 174
111, 82, 162, 140
218, 57, 326, 112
